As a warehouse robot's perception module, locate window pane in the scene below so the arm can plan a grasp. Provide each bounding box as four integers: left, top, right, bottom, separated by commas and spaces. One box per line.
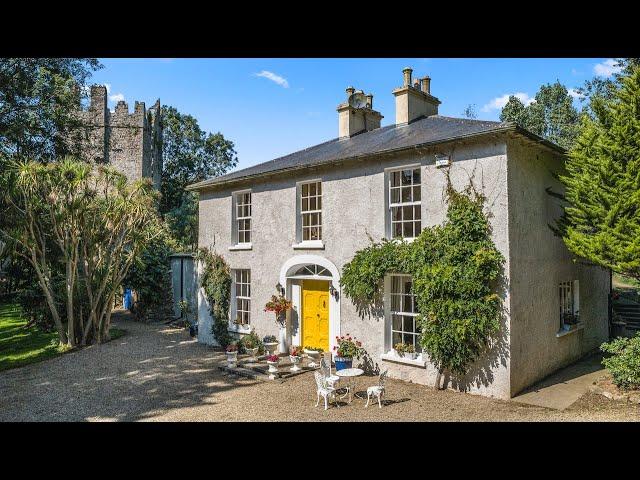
413, 186, 421, 202
402, 170, 412, 185
391, 171, 400, 187
309, 182, 316, 196
303, 214, 310, 226
302, 198, 309, 211
414, 205, 421, 220
317, 226, 322, 240
317, 196, 322, 210
403, 205, 414, 221
412, 168, 421, 185
414, 221, 421, 236
393, 222, 403, 238
302, 183, 308, 196
303, 228, 310, 241
316, 182, 322, 195
309, 197, 316, 211
402, 187, 412, 203
392, 331, 402, 346
391, 187, 400, 204
403, 315, 414, 333
403, 222, 413, 238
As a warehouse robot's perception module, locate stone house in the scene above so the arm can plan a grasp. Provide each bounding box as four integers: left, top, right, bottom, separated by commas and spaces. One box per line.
188, 67, 610, 399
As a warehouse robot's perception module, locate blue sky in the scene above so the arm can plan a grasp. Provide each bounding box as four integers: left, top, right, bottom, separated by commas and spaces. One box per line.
90, 58, 622, 170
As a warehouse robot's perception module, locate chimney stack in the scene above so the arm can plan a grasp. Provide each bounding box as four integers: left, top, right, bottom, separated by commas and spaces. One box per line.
337, 86, 383, 139
402, 67, 413, 87
420, 76, 431, 94
393, 67, 441, 125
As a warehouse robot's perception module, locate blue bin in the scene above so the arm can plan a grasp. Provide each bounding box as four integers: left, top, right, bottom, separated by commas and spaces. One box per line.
123, 289, 132, 310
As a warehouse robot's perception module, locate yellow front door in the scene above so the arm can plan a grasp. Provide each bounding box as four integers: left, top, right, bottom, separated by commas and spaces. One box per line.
302, 280, 330, 351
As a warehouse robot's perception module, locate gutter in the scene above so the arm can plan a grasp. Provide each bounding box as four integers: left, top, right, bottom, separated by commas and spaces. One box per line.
187, 123, 565, 192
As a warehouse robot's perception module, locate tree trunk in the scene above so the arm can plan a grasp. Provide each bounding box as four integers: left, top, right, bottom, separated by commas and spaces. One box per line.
434, 368, 445, 390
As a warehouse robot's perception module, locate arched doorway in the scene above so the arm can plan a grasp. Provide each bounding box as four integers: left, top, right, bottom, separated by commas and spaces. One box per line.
279, 255, 341, 354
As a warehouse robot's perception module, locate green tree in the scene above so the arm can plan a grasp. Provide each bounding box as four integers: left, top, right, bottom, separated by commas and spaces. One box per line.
555, 66, 640, 281
0, 58, 101, 161
500, 82, 580, 149
0, 158, 160, 346
160, 105, 237, 215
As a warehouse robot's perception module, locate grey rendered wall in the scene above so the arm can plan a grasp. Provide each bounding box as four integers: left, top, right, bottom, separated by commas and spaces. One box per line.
197, 136, 513, 398
506, 138, 610, 396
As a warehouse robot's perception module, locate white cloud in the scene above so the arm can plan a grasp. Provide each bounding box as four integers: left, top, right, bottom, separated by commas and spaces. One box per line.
109, 93, 125, 103
254, 70, 289, 88
594, 59, 622, 78
568, 88, 585, 99
481, 92, 534, 112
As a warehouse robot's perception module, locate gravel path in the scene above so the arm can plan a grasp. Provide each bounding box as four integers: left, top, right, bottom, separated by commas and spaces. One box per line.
1, 312, 639, 422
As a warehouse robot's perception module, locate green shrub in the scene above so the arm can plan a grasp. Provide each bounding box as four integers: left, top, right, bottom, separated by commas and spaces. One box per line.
196, 247, 232, 348
601, 334, 640, 390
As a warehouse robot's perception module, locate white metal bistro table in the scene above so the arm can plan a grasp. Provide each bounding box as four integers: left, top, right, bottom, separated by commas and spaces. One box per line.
334, 368, 364, 403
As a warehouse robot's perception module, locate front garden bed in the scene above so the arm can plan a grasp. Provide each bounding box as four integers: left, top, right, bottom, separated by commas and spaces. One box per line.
589, 374, 640, 404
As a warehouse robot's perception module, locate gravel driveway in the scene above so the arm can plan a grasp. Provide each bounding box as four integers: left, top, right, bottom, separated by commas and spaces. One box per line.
1, 312, 639, 422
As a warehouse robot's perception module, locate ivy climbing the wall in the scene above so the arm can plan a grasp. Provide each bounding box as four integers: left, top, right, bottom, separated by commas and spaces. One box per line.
196, 247, 233, 348
340, 173, 505, 389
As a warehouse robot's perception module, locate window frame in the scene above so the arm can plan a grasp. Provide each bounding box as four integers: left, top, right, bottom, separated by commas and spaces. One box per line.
558, 279, 580, 330
387, 273, 421, 353
385, 165, 422, 241
296, 179, 323, 244
231, 189, 252, 247
231, 269, 251, 328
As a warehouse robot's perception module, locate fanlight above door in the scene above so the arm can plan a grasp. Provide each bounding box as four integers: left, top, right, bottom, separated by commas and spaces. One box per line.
291, 264, 331, 278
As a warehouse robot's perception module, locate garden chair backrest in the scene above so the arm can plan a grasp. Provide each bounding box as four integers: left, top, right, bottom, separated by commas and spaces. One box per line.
314, 370, 326, 390
320, 357, 331, 377
379, 370, 388, 387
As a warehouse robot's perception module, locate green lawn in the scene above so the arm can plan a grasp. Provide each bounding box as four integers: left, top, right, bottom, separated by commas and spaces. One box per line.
0, 302, 125, 372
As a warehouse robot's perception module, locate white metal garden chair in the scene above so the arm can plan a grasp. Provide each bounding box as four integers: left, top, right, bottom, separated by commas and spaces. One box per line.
320, 357, 340, 389
365, 370, 388, 408
314, 370, 339, 410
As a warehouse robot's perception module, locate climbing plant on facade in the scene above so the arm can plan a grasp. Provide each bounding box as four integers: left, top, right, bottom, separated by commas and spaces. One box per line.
196, 247, 233, 348
340, 174, 504, 389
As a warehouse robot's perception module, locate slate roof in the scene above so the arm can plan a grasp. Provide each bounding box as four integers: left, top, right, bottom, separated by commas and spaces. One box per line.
187, 115, 563, 191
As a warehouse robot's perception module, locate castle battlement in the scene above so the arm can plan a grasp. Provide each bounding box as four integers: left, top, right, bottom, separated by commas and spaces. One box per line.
73, 84, 162, 189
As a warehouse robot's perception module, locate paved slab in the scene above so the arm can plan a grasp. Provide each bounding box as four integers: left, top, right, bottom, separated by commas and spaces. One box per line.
513, 354, 606, 410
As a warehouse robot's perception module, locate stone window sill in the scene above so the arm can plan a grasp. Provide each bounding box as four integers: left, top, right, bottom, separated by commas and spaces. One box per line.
228, 323, 252, 334
556, 322, 584, 338
292, 240, 325, 250
381, 352, 427, 367
228, 243, 252, 251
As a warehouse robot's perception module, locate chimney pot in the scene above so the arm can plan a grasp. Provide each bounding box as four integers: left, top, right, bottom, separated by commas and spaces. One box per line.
346, 86, 355, 98
420, 77, 431, 94
366, 94, 373, 108
402, 67, 413, 87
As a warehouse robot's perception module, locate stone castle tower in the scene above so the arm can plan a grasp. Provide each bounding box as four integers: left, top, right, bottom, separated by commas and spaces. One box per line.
76, 85, 162, 189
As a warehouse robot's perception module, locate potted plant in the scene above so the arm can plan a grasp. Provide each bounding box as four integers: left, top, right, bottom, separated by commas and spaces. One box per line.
179, 299, 197, 337
394, 342, 417, 360
304, 345, 323, 368
241, 329, 261, 359
264, 294, 293, 354
263, 335, 278, 355
266, 354, 280, 379
289, 346, 302, 372
226, 343, 238, 368
333, 334, 365, 371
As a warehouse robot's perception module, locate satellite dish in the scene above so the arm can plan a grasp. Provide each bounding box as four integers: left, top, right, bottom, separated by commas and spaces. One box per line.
348, 92, 368, 109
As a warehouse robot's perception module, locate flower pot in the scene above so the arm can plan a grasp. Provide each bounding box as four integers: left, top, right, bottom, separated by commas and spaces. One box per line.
226, 351, 238, 368
289, 355, 301, 372
266, 360, 279, 379
405, 352, 417, 360
264, 342, 279, 355
246, 347, 259, 359
304, 349, 321, 368
334, 356, 352, 371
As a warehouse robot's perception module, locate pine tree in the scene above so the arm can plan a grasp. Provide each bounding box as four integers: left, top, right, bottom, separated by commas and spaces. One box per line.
557, 66, 640, 281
